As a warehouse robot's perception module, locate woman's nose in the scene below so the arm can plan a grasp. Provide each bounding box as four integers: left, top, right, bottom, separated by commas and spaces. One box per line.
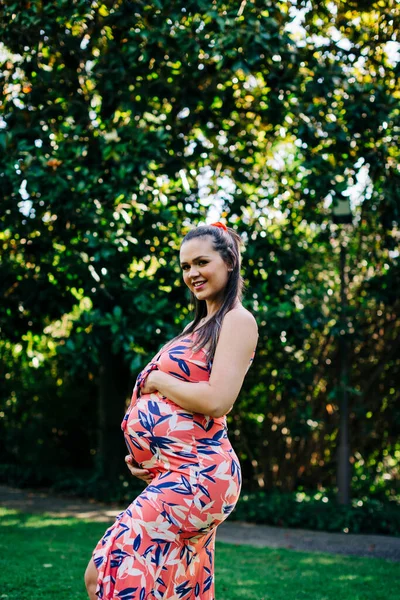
189, 266, 200, 277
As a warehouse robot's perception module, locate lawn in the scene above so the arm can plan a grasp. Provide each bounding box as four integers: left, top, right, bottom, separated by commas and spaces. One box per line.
0, 507, 398, 600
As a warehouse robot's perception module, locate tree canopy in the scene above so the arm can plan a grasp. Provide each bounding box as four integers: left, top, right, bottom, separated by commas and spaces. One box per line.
1, 1, 399, 497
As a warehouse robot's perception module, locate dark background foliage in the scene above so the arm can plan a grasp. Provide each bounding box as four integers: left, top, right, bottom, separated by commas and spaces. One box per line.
1, 1, 399, 530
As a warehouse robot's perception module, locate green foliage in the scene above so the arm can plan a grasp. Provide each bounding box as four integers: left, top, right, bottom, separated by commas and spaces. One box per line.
0, 1, 399, 500
232, 489, 400, 536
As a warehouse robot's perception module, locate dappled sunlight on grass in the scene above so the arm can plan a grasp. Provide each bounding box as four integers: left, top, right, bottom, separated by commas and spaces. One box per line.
299, 555, 340, 565
216, 541, 400, 600
0, 509, 398, 600
0, 508, 84, 528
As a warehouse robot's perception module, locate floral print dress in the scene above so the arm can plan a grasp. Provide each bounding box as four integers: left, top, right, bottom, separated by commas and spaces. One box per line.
92, 331, 255, 600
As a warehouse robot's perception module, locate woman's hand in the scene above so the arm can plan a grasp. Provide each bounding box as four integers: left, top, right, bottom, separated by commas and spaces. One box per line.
125, 455, 154, 485
140, 370, 159, 395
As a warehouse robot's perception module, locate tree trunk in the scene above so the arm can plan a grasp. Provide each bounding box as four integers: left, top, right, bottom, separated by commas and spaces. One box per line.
96, 344, 131, 479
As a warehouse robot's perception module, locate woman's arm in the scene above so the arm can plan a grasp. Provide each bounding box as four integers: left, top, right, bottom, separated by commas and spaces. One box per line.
144, 310, 258, 418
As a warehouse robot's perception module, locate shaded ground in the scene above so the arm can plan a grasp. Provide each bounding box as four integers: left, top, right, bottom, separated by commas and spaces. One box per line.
1, 484, 399, 562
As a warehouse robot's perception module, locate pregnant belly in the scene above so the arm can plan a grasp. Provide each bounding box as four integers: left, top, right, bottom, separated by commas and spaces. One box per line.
122, 394, 198, 473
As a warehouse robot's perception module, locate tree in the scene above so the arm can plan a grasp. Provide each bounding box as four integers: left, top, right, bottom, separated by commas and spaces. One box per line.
1, 1, 398, 498
0, 0, 297, 478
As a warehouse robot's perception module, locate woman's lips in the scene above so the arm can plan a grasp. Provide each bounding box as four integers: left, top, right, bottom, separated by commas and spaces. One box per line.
193, 281, 206, 290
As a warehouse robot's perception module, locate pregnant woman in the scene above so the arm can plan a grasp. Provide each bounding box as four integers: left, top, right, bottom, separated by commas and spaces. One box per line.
84, 222, 258, 600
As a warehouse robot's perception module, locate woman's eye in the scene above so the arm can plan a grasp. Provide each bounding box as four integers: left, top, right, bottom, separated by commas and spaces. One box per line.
182, 262, 207, 270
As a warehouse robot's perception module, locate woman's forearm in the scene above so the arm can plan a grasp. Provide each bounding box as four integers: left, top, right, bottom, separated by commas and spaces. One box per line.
153, 371, 221, 417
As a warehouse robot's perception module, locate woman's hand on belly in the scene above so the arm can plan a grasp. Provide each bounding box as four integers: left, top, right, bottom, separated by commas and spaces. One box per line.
140, 371, 159, 395
125, 455, 154, 485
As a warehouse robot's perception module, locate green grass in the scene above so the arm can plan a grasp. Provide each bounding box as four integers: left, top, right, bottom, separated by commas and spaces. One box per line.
0, 507, 398, 600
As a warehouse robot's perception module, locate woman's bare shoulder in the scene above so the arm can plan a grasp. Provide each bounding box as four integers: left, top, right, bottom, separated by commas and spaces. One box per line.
182, 320, 194, 333
224, 306, 258, 331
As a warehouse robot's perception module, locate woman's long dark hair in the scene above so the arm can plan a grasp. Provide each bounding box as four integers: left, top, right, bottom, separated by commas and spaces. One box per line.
170, 224, 245, 363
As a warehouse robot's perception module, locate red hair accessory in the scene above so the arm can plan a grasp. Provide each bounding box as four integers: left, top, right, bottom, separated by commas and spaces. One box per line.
210, 221, 227, 231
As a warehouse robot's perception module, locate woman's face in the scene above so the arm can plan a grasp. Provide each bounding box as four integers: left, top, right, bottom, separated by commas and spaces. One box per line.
180, 236, 231, 304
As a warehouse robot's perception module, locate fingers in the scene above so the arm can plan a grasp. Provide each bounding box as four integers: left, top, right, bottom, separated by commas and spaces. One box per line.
125, 454, 139, 468
125, 455, 154, 484
126, 463, 152, 483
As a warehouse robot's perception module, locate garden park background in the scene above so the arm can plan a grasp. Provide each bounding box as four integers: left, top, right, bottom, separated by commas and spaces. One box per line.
1, 0, 399, 537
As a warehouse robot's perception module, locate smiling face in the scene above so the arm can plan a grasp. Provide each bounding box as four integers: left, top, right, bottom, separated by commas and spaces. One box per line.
179, 236, 232, 306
